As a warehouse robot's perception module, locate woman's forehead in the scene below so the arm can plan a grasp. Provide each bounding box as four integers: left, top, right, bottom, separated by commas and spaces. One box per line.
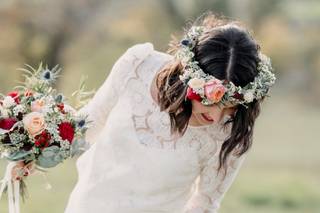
208, 100, 237, 107
195, 100, 238, 109
223, 101, 238, 108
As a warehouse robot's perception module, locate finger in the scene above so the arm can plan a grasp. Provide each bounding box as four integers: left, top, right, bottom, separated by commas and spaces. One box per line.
27, 164, 35, 171
25, 165, 36, 175
12, 172, 23, 181
16, 161, 25, 168
11, 165, 23, 178
11, 162, 27, 180
25, 162, 35, 169
23, 171, 29, 176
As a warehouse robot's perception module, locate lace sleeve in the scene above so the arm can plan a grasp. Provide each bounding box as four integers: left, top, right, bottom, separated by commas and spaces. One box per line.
183, 146, 247, 213
77, 42, 154, 147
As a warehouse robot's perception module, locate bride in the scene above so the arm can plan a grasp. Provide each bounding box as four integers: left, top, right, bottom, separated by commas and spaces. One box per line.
16, 12, 276, 213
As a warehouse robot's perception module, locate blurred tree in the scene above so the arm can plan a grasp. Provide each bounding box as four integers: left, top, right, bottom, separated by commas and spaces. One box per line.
248, 0, 282, 26
0, 0, 110, 87
161, 0, 229, 26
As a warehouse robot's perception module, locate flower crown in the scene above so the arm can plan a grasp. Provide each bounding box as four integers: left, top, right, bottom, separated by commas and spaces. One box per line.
176, 26, 276, 108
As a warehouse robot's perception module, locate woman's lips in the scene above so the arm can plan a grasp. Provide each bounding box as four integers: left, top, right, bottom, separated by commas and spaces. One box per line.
201, 113, 214, 122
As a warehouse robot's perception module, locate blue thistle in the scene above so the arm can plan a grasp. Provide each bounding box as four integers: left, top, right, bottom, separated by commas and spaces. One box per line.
78, 119, 86, 128
40, 65, 61, 84
55, 94, 63, 103
43, 70, 51, 79
180, 39, 190, 46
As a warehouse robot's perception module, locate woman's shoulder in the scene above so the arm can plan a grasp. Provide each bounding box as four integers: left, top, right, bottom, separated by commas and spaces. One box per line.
126, 42, 154, 57
125, 42, 173, 63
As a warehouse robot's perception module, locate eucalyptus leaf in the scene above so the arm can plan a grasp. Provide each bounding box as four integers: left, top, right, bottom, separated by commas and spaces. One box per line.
70, 139, 88, 157
36, 145, 64, 168
5, 150, 33, 161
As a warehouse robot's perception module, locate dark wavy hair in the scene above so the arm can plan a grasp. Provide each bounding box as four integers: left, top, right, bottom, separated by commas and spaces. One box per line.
154, 12, 266, 174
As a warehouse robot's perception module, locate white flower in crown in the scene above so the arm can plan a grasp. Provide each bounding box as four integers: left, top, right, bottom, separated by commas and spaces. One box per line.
187, 78, 205, 89
2, 96, 16, 108
243, 90, 255, 103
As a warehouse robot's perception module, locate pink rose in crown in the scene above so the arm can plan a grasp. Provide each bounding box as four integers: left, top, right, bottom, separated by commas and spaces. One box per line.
204, 79, 226, 103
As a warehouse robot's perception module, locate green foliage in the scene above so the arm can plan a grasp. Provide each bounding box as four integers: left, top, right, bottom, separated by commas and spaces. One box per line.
71, 76, 95, 110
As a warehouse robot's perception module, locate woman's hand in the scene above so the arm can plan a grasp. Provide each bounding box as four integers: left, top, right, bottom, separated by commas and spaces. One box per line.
11, 161, 36, 181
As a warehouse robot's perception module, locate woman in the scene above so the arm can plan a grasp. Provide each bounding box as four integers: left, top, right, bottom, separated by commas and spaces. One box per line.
18, 12, 276, 213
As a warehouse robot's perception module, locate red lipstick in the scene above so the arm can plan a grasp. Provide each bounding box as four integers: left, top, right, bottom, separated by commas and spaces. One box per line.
201, 113, 214, 122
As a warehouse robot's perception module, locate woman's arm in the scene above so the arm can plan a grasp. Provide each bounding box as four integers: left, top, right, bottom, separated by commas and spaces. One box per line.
77, 42, 154, 148
183, 148, 247, 213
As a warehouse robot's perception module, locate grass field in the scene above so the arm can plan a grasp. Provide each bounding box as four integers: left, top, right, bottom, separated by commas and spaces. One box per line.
1, 93, 319, 213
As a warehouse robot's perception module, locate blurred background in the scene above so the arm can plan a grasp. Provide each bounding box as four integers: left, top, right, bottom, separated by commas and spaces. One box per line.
0, 0, 319, 212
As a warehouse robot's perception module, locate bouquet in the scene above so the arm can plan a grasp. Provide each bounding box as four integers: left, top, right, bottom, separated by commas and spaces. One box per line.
0, 63, 93, 213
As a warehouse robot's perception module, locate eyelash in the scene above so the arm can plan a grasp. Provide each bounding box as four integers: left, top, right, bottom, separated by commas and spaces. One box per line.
224, 115, 235, 124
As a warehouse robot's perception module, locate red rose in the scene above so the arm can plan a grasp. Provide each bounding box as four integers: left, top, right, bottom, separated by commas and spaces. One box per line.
58, 122, 75, 143
186, 87, 202, 102
7, 91, 20, 104
232, 92, 243, 100
34, 130, 51, 149
0, 118, 17, 130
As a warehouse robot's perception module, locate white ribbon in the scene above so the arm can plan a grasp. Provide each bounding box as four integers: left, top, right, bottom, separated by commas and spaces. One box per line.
0, 161, 21, 213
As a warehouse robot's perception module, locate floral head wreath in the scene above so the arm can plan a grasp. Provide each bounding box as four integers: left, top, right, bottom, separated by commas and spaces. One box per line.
176, 26, 276, 109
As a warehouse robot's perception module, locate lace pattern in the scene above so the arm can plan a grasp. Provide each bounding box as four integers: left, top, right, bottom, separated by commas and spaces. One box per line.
183, 149, 246, 213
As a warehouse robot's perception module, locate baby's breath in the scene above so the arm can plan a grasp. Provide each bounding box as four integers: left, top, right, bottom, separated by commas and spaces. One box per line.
9, 132, 27, 144
13, 104, 26, 116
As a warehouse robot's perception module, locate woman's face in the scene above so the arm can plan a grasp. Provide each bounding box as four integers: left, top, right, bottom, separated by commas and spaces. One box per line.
190, 100, 238, 126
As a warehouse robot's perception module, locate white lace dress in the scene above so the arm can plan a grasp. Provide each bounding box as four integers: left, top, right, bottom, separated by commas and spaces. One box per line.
64, 43, 247, 213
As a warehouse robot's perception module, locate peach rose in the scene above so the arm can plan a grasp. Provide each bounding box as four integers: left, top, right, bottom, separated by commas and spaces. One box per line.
204, 79, 226, 103
31, 99, 46, 112
23, 112, 46, 137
